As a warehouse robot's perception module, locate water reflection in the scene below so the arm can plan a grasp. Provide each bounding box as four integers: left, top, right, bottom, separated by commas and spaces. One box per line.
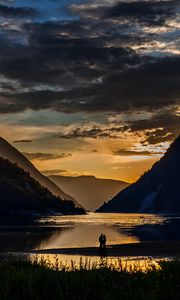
0, 228, 67, 252
36, 213, 166, 250
133, 216, 180, 241
38, 213, 166, 227
37, 224, 138, 250
1, 213, 180, 253
30, 253, 164, 272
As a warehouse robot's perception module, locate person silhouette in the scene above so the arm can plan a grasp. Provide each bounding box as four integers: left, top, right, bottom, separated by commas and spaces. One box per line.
99, 233, 106, 250
99, 233, 104, 249
102, 234, 106, 249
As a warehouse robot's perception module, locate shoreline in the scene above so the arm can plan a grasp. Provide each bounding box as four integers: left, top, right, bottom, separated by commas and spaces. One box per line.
29, 241, 180, 257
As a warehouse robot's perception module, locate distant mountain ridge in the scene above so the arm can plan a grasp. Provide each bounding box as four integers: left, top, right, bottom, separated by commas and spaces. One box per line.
0, 157, 85, 215
49, 175, 128, 211
0, 137, 80, 206
97, 135, 180, 213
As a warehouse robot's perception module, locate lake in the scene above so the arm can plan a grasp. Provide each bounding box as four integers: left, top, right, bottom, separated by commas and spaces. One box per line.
1, 212, 180, 253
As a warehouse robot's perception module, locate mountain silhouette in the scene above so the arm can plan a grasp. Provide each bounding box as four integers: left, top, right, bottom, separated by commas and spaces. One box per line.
97, 135, 180, 213
49, 175, 128, 211
0, 157, 85, 215
0, 137, 80, 206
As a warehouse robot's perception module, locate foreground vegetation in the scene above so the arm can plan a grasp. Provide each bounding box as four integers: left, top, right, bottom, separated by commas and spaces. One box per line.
1, 257, 180, 300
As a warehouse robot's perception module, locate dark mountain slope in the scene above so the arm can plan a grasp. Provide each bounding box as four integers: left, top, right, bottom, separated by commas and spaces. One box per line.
0, 137, 78, 203
0, 157, 85, 215
97, 136, 180, 213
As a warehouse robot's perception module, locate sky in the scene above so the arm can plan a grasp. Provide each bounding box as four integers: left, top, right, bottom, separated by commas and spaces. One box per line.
0, 0, 179, 183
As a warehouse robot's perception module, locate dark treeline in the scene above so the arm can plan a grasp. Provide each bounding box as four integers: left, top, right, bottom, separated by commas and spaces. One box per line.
0, 157, 85, 215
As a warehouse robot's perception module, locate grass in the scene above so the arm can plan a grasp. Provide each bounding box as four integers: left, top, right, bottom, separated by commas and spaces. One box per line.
1, 257, 180, 300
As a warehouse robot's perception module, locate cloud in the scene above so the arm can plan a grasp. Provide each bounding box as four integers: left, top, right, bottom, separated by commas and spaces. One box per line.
128, 109, 180, 144
0, 0, 179, 146
0, 4, 38, 18
104, 1, 179, 26
143, 131, 175, 145
113, 149, 161, 157
42, 169, 67, 176
13, 139, 33, 143
1, 56, 179, 115
58, 125, 126, 139
41, 169, 81, 177
59, 127, 103, 139
23, 152, 72, 161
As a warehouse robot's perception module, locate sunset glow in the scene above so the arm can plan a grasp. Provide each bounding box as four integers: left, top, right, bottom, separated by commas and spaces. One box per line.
0, 0, 179, 183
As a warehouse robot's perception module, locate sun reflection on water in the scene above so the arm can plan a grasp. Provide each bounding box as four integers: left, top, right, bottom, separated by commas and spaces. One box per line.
30, 253, 165, 272
38, 213, 166, 227
35, 213, 167, 250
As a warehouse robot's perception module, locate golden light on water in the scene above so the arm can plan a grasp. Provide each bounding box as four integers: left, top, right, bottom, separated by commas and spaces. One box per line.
30, 254, 163, 272
35, 213, 166, 250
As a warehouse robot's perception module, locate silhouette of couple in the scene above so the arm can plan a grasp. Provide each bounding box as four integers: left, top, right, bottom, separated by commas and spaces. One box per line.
99, 233, 106, 250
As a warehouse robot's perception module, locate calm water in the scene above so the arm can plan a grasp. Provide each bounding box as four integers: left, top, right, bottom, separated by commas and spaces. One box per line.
1, 212, 179, 252
36, 213, 166, 250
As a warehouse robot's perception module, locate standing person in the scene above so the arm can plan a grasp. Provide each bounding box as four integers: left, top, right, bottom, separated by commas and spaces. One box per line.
102, 234, 106, 249
99, 233, 104, 249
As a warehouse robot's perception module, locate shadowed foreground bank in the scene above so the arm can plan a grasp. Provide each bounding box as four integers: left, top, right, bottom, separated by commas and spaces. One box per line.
1, 259, 180, 300
32, 241, 180, 257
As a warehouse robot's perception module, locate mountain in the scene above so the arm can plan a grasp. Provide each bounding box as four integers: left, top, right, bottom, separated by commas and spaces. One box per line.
0, 157, 85, 215
97, 136, 180, 213
49, 175, 128, 211
0, 137, 79, 205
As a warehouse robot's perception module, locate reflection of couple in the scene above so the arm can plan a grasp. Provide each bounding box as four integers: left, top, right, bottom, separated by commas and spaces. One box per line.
99, 233, 106, 249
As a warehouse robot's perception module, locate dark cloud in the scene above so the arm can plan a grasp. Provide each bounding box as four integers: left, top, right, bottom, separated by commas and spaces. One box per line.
0, 1, 179, 115
13, 139, 33, 143
59, 127, 103, 139
129, 110, 180, 132
113, 149, 162, 156
128, 110, 180, 144
0, 4, 38, 18
0, 23, 137, 86
2, 56, 179, 114
0, 0, 179, 146
58, 126, 125, 139
105, 0, 179, 26
23, 152, 72, 161
54, 109, 180, 144
143, 131, 176, 145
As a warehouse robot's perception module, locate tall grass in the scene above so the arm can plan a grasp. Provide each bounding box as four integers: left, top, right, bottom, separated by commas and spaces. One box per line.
0, 257, 180, 300
30, 254, 161, 272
